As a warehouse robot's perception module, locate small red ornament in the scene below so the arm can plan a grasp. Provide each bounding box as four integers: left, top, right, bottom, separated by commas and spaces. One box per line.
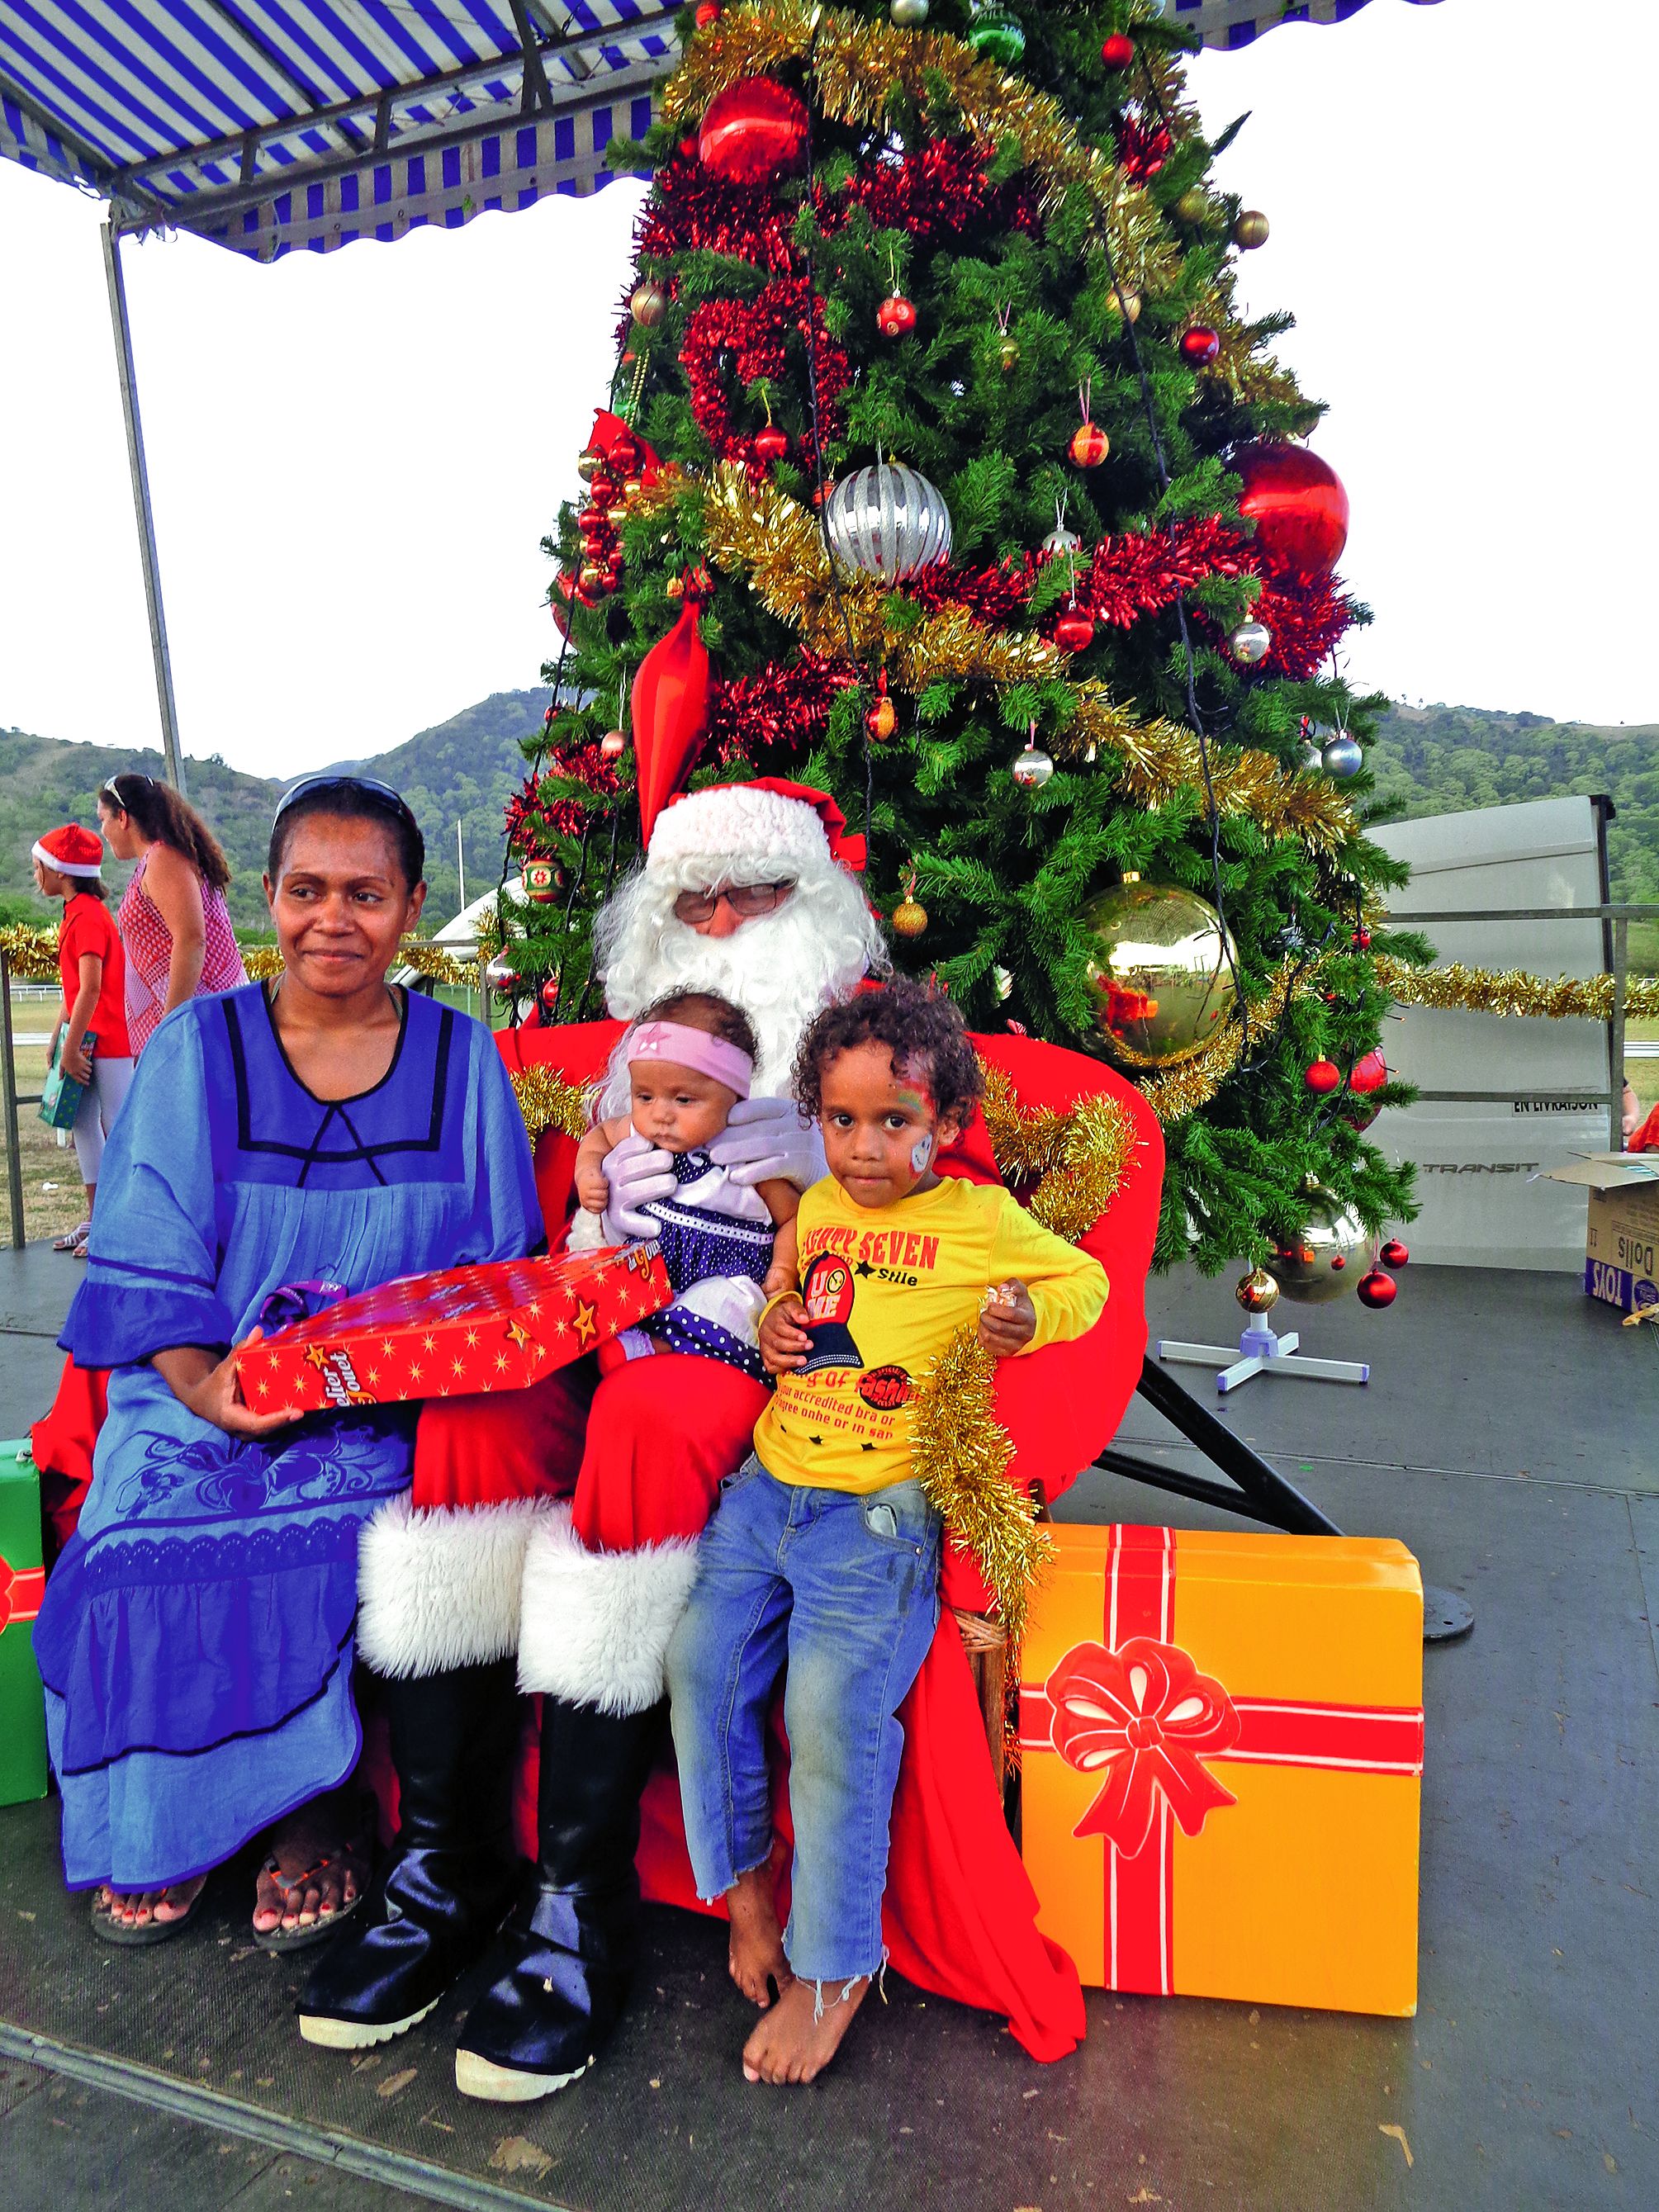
1380, 1239, 1410, 1270
694, 1, 719, 25
1054, 608, 1096, 651
588, 476, 617, 506
1232, 441, 1350, 580
540, 975, 562, 1015
679, 136, 699, 159
1180, 325, 1221, 364
1100, 32, 1135, 68
865, 694, 897, 741
542, 705, 556, 729
1304, 1059, 1341, 1095
1330, 1255, 1346, 1272
1349, 1048, 1388, 1095
1352, 926, 1372, 950
521, 856, 559, 904
1069, 420, 1110, 467
698, 78, 810, 187
600, 729, 627, 760
1357, 1267, 1398, 1310
754, 424, 789, 463
877, 293, 918, 339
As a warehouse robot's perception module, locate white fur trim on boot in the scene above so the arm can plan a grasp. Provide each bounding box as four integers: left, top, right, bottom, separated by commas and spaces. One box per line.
357, 1494, 552, 1678
516, 1512, 701, 1715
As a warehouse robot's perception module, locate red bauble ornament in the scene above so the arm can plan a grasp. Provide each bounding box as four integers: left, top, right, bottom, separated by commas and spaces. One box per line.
1100, 32, 1135, 67
1069, 420, 1110, 467
865, 694, 897, 741
1232, 440, 1350, 580
1352, 926, 1372, 950
1381, 1239, 1410, 1270
694, 1, 719, 26
1357, 1267, 1397, 1310
877, 293, 918, 339
539, 974, 562, 1016
1054, 608, 1096, 651
698, 78, 810, 187
754, 424, 789, 463
1349, 1047, 1388, 1095
1180, 325, 1221, 364
631, 587, 714, 843
1304, 1059, 1341, 1095
600, 728, 627, 759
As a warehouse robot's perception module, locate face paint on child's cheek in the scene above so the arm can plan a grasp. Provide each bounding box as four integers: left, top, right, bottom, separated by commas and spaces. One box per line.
910, 1133, 934, 1174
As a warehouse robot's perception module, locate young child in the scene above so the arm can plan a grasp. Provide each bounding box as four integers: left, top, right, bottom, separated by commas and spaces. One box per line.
32, 823, 134, 1258
572, 989, 799, 1376
666, 979, 1109, 2086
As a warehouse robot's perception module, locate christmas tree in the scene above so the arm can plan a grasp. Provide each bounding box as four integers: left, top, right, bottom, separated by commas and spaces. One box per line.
497, 0, 1420, 1277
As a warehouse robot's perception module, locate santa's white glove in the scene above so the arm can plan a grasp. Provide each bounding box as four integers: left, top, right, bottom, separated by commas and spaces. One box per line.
600, 1131, 678, 1239
706, 1096, 823, 1192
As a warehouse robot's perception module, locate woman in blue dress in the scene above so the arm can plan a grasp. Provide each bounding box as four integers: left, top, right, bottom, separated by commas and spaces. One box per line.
33, 777, 540, 1944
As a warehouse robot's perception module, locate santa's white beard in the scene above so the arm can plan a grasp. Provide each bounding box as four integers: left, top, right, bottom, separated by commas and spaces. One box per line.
595, 860, 884, 1098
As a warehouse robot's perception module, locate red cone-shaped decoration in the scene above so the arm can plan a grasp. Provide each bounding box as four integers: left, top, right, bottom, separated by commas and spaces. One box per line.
1233, 441, 1349, 581
632, 590, 713, 844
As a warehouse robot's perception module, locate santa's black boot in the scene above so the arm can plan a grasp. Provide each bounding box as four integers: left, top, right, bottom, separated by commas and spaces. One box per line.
299, 1660, 521, 2050
453, 1693, 665, 2101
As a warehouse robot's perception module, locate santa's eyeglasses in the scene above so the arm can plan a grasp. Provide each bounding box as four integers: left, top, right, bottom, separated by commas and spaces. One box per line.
673, 879, 795, 925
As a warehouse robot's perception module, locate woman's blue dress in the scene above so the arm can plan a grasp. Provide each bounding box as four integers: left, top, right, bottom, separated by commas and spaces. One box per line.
32, 983, 541, 1891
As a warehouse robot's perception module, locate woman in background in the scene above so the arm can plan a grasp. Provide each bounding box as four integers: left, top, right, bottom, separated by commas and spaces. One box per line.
32, 824, 132, 1260
97, 771, 246, 1058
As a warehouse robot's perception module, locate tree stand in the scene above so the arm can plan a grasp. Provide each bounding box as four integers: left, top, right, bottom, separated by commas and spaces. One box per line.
1153, 1319, 1370, 1394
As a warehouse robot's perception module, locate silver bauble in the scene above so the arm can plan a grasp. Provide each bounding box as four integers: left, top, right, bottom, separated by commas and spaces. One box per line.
1320, 735, 1364, 779
1043, 525, 1083, 557
1012, 743, 1054, 788
1295, 737, 1323, 772
1264, 1189, 1379, 1305
889, 0, 929, 21
823, 462, 952, 584
1227, 618, 1272, 665
1082, 877, 1240, 1068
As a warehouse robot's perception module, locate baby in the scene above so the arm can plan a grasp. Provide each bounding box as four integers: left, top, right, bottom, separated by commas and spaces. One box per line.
572, 990, 799, 1376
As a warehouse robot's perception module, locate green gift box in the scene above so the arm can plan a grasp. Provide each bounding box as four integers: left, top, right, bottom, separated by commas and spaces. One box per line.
0, 1442, 49, 1807
38, 1028, 99, 1133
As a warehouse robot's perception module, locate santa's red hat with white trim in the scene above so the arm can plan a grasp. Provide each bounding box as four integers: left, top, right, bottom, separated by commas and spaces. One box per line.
32, 823, 105, 879
647, 778, 865, 882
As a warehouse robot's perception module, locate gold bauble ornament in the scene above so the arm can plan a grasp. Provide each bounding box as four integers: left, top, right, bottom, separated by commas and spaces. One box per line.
1174, 187, 1211, 224
628, 277, 668, 328
892, 898, 929, 939
1235, 1266, 1280, 1315
576, 448, 604, 482
1232, 209, 1270, 249
578, 561, 605, 590
998, 336, 1021, 372
1081, 875, 1240, 1068
1264, 1189, 1379, 1305
1107, 287, 1142, 324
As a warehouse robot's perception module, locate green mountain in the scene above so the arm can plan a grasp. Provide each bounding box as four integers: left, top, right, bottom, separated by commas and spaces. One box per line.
0, 689, 546, 931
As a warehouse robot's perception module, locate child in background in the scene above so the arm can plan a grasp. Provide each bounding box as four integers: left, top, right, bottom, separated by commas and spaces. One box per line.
666, 979, 1109, 2086
32, 824, 133, 1258
572, 989, 799, 1377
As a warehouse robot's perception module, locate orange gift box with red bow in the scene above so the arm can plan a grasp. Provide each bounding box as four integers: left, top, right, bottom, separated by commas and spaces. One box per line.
236, 1245, 671, 1415
1019, 1523, 1423, 2017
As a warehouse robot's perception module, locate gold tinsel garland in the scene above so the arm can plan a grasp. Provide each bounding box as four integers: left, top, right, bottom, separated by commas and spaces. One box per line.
692, 467, 1358, 853
1378, 955, 1659, 1024
908, 1323, 1050, 1646
979, 1063, 1144, 1243
509, 1065, 590, 1148
0, 926, 479, 991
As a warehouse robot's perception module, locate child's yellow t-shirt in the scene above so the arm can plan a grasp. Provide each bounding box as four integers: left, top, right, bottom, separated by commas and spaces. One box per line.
753, 1174, 1110, 1498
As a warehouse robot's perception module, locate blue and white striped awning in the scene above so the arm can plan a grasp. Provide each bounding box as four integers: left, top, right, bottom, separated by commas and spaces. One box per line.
0, 0, 1438, 262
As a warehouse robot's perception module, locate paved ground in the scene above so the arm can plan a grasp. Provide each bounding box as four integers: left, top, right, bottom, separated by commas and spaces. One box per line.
2, 1243, 1655, 2212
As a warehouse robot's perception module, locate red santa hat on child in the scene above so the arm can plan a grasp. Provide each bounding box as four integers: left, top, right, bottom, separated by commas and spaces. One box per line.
32, 823, 105, 879
645, 777, 865, 883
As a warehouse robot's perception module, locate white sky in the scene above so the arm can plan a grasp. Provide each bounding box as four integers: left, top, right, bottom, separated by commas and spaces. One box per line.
0, 0, 1652, 779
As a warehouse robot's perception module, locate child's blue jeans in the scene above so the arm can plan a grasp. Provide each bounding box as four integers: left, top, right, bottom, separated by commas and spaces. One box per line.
666, 1455, 942, 1988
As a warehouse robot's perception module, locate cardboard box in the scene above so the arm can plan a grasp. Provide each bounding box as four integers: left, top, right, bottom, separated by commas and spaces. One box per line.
0, 1442, 50, 1807
1019, 1523, 1423, 2017
1539, 1153, 1659, 1315
238, 1243, 671, 1414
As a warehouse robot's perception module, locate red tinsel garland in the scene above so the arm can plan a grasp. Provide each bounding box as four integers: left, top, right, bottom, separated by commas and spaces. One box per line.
1251, 575, 1358, 680
636, 154, 801, 273
679, 276, 851, 474
1114, 113, 1171, 182
905, 557, 1039, 628
704, 649, 858, 765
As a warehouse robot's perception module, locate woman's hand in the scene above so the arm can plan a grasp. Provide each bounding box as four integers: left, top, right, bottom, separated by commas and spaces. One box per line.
979, 1280, 1037, 1357
154, 1330, 305, 1438
759, 1294, 813, 1376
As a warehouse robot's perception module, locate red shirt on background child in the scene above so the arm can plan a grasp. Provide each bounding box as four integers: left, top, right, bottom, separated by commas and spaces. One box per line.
58, 890, 130, 1058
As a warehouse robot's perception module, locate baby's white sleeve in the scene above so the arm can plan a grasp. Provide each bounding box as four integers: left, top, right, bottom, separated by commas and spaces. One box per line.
674, 1275, 769, 1345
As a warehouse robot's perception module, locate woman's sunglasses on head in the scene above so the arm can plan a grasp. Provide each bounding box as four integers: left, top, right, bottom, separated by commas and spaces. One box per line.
273, 774, 420, 834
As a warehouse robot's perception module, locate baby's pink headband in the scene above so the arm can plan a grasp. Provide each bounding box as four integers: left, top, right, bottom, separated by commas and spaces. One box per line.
626, 1020, 753, 1099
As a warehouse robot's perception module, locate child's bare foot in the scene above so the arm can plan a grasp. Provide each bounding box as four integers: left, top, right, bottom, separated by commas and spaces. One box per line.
725, 1865, 790, 2008
742, 1972, 870, 2084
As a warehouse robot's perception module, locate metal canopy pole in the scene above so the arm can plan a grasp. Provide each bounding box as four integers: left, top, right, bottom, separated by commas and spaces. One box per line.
101, 219, 187, 797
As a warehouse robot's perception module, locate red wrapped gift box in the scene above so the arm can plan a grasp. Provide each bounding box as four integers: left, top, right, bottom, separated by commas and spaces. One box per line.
237, 1244, 671, 1414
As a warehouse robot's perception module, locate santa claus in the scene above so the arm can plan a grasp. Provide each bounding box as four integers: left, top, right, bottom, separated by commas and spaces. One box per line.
298, 778, 1162, 2102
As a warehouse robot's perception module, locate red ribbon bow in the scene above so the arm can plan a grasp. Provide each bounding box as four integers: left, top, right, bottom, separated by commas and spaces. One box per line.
1, 1561, 45, 1632
1045, 1635, 1241, 1858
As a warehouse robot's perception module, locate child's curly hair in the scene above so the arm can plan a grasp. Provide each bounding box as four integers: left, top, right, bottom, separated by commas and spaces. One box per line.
792, 980, 984, 1125
630, 989, 760, 1063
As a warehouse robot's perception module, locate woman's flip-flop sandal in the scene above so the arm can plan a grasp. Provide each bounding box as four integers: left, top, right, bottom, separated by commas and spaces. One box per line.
251, 1840, 370, 1955
54, 1220, 91, 1254
89, 1883, 204, 1947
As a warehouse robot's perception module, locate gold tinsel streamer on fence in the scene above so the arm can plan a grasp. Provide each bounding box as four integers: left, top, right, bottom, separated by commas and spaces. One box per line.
695, 468, 1358, 852
908, 1323, 1050, 1646
509, 1065, 591, 1148
661, 0, 1177, 294
1378, 955, 1659, 1024
0, 926, 479, 991
979, 1064, 1144, 1244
